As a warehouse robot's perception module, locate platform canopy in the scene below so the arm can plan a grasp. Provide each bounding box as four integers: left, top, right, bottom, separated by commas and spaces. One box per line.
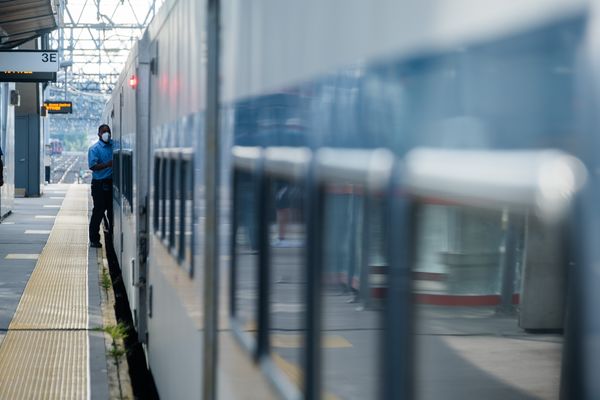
0, 0, 57, 49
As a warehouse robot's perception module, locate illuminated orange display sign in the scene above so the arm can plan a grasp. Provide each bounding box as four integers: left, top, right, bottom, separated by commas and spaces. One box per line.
43, 101, 72, 114
0, 71, 56, 83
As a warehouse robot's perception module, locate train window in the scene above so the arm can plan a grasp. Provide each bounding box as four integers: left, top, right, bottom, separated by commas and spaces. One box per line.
320, 185, 385, 400
178, 158, 185, 262
121, 152, 126, 206
267, 179, 306, 392
113, 149, 121, 200
184, 158, 194, 272
231, 170, 260, 343
153, 157, 160, 232
122, 151, 133, 208
168, 157, 177, 249
160, 155, 167, 238
411, 203, 565, 399
178, 157, 194, 271
152, 150, 194, 268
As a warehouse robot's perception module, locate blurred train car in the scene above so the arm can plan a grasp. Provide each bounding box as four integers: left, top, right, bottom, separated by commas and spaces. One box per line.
49, 139, 63, 156
105, 0, 599, 399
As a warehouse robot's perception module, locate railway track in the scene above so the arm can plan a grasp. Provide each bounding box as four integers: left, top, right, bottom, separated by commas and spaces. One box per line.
49, 153, 92, 185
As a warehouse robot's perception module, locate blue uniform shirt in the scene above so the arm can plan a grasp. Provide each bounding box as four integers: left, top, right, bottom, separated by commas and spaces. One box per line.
88, 139, 113, 180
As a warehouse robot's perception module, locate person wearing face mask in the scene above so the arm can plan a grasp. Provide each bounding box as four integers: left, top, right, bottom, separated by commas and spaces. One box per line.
88, 124, 113, 248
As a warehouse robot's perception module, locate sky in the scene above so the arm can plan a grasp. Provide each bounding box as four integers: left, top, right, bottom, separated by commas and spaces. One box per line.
46, 0, 162, 144
48, 0, 162, 92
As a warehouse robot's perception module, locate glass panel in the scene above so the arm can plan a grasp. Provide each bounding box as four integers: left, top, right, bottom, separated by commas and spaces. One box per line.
168, 158, 176, 248
171, 157, 180, 251
113, 150, 120, 199
179, 159, 186, 262
153, 157, 160, 232
413, 203, 563, 400
184, 159, 194, 271
268, 179, 306, 391
233, 170, 259, 338
321, 186, 384, 400
126, 153, 133, 206
160, 157, 167, 238
123, 152, 132, 206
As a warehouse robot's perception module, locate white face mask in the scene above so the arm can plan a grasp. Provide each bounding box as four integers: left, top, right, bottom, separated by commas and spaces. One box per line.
101, 132, 111, 142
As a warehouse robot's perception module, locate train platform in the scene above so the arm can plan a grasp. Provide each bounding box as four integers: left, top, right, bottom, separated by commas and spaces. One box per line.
0, 183, 129, 399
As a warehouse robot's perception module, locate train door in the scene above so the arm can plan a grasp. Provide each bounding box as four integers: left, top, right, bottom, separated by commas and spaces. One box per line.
117, 89, 124, 269
134, 34, 151, 344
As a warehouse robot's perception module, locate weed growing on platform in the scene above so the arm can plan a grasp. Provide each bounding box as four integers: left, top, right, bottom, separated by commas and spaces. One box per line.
105, 323, 129, 341
104, 323, 131, 399
105, 323, 130, 368
101, 267, 111, 292
108, 346, 127, 359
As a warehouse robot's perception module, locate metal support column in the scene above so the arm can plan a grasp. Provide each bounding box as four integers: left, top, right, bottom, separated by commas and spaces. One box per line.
229, 169, 239, 318
202, 0, 220, 398
256, 162, 270, 361
359, 196, 372, 308
382, 165, 413, 400
305, 160, 324, 400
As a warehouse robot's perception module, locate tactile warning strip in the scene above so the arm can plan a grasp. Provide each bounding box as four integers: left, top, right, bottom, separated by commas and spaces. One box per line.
0, 185, 89, 399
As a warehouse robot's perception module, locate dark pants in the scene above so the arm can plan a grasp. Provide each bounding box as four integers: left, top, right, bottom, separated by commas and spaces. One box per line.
89, 179, 113, 243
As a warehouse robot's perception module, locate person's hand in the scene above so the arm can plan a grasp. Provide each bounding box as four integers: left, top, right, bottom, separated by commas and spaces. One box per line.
106, 160, 113, 167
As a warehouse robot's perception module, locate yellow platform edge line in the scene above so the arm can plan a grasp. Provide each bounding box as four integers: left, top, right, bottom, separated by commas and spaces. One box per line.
0, 185, 90, 399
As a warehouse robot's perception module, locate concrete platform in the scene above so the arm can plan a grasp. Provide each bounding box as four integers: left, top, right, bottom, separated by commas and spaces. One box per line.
0, 184, 111, 399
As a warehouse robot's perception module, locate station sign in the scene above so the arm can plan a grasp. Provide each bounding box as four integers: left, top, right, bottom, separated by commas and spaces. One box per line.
43, 101, 72, 114
0, 50, 59, 73
0, 71, 56, 83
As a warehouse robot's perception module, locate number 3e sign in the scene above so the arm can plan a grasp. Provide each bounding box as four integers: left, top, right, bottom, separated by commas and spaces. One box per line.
0, 50, 59, 73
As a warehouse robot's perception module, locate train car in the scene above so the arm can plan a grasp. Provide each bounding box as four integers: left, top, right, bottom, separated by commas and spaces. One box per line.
109, 40, 143, 337
49, 139, 63, 156
106, 0, 599, 399
108, 1, 212, 398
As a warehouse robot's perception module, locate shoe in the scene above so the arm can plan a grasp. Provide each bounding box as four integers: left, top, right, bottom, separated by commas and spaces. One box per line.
90, 241, 102, 248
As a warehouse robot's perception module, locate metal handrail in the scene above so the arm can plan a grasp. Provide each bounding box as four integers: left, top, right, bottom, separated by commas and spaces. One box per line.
264, 147, 311, 180
314, 148, 394, 192
232, 146, 262, 172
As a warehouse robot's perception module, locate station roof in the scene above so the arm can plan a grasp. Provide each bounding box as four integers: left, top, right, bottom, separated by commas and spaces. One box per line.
0, 0, 57, 49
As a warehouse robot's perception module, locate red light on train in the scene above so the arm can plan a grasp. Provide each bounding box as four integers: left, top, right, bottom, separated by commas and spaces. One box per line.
129, 75, 138, 89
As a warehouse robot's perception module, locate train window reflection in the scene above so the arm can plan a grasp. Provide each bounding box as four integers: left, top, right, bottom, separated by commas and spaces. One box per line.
412, 203, 565, 400
321, 186, 384, 400
268, 179, 306, 391
232, 171, 259, 340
